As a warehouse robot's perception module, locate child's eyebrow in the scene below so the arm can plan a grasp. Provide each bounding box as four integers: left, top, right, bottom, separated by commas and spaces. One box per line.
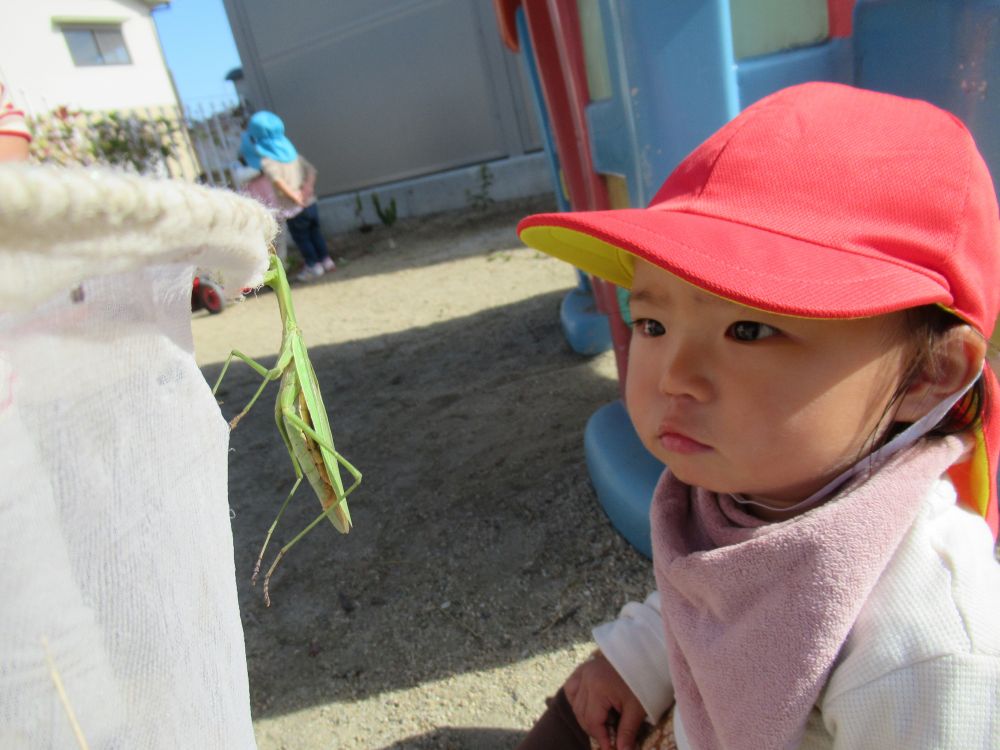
632, 283, 758, 314
629, 287, 700, 308
627, 288, 660, 305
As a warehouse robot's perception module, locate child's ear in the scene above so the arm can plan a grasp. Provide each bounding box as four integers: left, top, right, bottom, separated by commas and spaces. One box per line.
894, 326, 987, 423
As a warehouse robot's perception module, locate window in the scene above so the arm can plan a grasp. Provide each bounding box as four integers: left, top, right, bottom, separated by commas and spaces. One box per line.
63, 26, 131, 66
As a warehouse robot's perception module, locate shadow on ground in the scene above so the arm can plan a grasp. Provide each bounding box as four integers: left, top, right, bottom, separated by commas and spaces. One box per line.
379, 727, 527, 749
203, 284, 652, 722
303, 195, 558, 283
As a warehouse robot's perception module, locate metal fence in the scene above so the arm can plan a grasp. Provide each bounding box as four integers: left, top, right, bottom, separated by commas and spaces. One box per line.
26, 101, 247, 187
184, 102, 247, 187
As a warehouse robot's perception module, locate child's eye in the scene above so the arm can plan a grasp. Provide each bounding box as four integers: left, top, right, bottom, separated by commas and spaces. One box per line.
727, 321, 779, 342
633, 318, 665, 337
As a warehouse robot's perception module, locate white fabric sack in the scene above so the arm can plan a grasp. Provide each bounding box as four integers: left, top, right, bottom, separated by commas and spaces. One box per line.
0, 165, 276, 748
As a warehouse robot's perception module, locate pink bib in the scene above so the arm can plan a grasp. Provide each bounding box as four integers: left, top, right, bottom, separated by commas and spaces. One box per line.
651, 437, 964, 749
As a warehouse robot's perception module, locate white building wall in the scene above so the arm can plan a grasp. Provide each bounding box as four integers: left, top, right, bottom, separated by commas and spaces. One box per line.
0, 0, 178, 115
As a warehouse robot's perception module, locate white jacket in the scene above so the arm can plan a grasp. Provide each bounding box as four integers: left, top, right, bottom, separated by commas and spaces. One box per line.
594, 477, 1000, 749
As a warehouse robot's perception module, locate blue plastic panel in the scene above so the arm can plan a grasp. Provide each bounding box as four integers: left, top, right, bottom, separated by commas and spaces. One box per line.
854, 0, 1000, 193
588, 1, 851, 207
519, 7, 612, 354
737, 38, 853, 109
559, 286, 612, 355
589, 0, 740, 207
584, 400, 664, 559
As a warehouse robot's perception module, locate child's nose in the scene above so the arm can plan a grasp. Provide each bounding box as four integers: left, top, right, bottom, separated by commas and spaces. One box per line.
657, 336, 711, 401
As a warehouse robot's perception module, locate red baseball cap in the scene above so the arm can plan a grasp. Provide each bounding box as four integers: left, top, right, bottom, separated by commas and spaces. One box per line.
519, 82, 1000, 537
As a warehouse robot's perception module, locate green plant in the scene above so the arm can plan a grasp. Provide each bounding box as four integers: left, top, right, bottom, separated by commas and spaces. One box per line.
29, 107, 180, 174
466, 164, 495, 211
371, 193, 397, 227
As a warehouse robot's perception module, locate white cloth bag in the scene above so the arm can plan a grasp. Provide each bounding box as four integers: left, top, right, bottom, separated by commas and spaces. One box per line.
0, 165, 276, 748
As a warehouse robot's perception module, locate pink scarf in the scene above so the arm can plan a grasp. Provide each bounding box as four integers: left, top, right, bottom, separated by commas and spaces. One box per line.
651, 437, 964, 750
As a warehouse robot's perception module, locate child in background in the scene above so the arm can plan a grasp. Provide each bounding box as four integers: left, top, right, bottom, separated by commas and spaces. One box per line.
516, 83, 1000, 749
236, 131, 288, 263
243, 110, 335, 282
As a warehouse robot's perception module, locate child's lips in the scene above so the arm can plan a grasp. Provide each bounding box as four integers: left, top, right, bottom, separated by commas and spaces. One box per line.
657, 427, 711, 454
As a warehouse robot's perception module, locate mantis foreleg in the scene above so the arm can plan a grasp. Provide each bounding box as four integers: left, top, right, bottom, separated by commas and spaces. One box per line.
212, 349, 269, 392
212, 349, 291, 429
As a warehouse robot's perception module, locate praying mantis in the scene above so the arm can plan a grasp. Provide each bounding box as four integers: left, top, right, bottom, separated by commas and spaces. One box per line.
212, 250, 361, 606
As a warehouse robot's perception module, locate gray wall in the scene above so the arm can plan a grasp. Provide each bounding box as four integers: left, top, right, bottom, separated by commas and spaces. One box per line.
223, 0, 544, 201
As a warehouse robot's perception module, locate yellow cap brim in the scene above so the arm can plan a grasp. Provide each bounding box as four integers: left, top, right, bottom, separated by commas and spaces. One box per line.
520, 225, 636, 288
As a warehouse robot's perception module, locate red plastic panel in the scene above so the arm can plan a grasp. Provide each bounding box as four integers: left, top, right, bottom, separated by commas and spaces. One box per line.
522, 0, 609, 211
827, 0, 856, 37
494, 0, 522, 51
592, 278, 631, 393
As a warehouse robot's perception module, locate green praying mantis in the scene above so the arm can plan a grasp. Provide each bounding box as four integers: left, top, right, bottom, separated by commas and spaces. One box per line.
212, 249, 361, 606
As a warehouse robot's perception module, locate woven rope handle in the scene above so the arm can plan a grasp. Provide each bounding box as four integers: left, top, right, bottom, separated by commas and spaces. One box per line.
0, 164, 277, 312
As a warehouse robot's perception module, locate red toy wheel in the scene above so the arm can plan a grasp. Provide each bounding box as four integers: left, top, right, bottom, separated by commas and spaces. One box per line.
198, 281, 224, 314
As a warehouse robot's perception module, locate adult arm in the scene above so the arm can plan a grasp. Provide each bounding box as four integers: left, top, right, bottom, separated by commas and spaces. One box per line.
0, 82, 31, 162
0, 134, 29, 161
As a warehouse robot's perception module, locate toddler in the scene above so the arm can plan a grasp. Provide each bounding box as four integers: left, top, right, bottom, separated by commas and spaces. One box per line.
236, 131, 288, 262
516, 82, 1000, 750
243, 110, 335, 282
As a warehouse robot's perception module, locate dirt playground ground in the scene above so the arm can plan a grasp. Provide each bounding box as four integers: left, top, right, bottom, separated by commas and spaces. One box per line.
191, 196, 656, 749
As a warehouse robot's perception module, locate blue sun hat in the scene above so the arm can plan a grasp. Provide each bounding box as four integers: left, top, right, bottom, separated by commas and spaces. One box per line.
245, 111, 297, 164
239, 131, 261, 171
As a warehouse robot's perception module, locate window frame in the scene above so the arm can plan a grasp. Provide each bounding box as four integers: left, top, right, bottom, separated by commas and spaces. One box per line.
61, 23, 132, 67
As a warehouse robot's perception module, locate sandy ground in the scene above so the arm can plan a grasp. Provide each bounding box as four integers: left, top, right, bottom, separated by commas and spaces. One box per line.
191, 196, 656, 749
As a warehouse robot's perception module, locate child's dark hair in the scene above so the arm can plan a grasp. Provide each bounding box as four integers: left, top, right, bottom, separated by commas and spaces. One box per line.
881, 305, 987, 444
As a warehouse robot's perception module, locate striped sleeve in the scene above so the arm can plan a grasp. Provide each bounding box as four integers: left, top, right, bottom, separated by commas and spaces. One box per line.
0, 83, 31, 142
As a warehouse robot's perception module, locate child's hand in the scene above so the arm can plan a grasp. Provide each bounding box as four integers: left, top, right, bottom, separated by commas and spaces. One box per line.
564, 650, 646, 750
272, 176, 307, 208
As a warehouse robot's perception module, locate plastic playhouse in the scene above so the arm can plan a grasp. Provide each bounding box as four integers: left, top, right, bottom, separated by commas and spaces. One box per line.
495, 0, 1000, 557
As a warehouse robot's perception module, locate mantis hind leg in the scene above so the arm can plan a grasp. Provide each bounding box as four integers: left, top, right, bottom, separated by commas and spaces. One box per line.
260, 470, 362, 607
252, 471, 303, 588
282, 411, 364, 495
253, 407, 308, 586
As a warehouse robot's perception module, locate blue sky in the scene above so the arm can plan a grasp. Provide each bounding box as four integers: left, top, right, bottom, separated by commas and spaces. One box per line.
152, 0, 242, 111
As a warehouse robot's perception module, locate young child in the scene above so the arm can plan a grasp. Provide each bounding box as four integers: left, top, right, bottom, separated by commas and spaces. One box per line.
236, 131, 289, 263
243, 110, 335, 281
516, 82, 1000, 750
